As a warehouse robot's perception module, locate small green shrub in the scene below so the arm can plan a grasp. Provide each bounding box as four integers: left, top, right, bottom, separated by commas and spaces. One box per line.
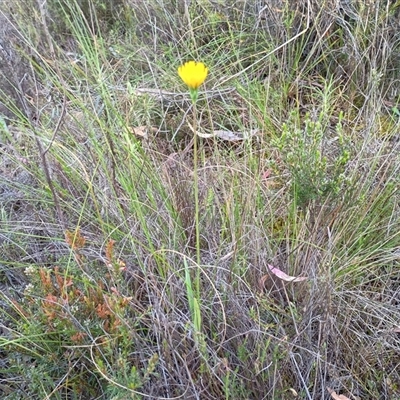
1, 231, 156, 399
273, 112, 350, 206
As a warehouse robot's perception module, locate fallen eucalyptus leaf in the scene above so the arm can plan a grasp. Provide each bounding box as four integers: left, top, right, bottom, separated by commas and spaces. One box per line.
267, 264, 307, 282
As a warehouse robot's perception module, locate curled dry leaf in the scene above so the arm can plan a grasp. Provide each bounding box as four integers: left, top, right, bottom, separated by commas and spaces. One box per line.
129, 125, 157, 139
267, 264, 307, 282
212, 129, 259, 141
187, 121, 259, 140
327, 387, 351, 400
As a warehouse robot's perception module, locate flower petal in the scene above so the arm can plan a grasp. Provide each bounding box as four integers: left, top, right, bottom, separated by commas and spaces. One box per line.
178, 61, 208, 89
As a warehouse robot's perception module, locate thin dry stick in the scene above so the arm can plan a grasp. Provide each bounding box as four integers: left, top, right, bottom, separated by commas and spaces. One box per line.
2, 4, 67, 230
36, 0, 67, 158
33, 0, 67, 229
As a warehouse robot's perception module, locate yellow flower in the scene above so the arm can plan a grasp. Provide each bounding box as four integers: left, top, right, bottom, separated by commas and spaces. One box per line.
178, 61, 208, 90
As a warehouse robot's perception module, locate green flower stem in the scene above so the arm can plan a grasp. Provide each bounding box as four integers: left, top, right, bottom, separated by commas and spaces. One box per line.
190, 88, 199, 104
192, 100, 201, 302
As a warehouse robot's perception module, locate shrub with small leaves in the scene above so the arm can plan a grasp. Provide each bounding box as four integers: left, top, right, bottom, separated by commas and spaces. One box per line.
273, 112, 351, 206
2, 231, 157, 399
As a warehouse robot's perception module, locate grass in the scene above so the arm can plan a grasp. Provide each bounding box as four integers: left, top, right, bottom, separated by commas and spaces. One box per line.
0, 0, 399, 399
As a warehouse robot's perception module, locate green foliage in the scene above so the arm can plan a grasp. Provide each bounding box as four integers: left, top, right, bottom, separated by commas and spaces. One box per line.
0, 234, 156, 399
274, 112, 350, 206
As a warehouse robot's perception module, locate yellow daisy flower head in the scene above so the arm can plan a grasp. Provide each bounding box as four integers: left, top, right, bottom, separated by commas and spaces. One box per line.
178, 61, 208, 90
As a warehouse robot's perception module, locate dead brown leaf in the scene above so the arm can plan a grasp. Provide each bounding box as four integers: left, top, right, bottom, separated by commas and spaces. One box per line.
128, 125, 153, 139
327, 387, 351, 400
267, 264, 308, 282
